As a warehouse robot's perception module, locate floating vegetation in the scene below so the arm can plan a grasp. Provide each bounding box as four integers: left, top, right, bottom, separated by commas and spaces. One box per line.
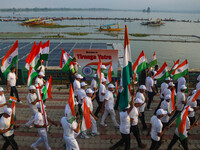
0, 33, 38, 37
67, 32, 88, 36
129, 33, 149, 37
42, 34, 65, 38
39, 24, 96, 28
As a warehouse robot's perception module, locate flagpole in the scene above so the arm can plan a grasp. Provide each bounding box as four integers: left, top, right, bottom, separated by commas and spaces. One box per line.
16, 59, 18, 79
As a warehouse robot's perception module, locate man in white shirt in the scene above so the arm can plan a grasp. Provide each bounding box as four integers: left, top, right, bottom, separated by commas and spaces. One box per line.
0, 108, 18, 149
147, 109, 167, 150
73, 74, 83, 100
154, 65, 159, 92
35, 72, 46, 102
130, 98, 146, 148
91, 74, 99, 106
37, 60, 47, 79
196, 75, 200, 106
100, 84, 119, 128
101, 65, 107, 79
94, 78, 107, 117
0, 87, 8, 118
77, 82, 87, 114
25, 85, 39, 128
177, 76, 186, 92
7, 67, 21, 103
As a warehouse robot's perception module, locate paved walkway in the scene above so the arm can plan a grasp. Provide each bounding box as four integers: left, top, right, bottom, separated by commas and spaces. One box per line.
0, 85, 200, 150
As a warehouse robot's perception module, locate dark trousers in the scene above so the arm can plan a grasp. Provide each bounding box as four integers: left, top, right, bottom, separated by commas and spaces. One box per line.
78, 104, 82, 115
114, 92, 120, 110
147, 92, 155, 109
149, 138, 161, 150
189, 116, 195, 126
197, 99, 200, 107
139, 112, 147, 129
10, 86, 19, 101
110, 133, 130, 150
167, 134, 189, 150
2, 134, 18, 150
130, 125, 142, 147
154, 98, 164, 115
94, 101, 103, 117
162, 122, 168, 130
0, 113, 3, 118
154, 84, 158, 93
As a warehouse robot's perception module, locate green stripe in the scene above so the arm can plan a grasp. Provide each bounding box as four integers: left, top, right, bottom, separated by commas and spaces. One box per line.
40, 54, 48, 61
62, 59, 71, 72
172, 69, 188, 80
3, 55, 18, 78
136, 62, 148, 73
128, 61, 133, 79
43, 86, 48, 101
149, 59, 158, 68
28, 72, 38, 86
157, 71, 170, 81
122, 65, 130, 87
119, 86, 129, 111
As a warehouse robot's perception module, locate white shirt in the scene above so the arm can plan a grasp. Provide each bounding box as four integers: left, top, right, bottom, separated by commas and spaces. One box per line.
177, 92, 185, 111
73, 79, 80, 97
65, 104, 73, 118
7, 72, 16, 87
77, 88, 86, 104
175, 117, 190, 137
120, 111, 130, 134
0, 94, 7, 114
84, 96, 93, 112
129, 106, 139, 126
150, 115, 163, 141
38, 65, 45, 75
35, 77, 44, 93
160, 100, 170, 123
91, 79, 98, 92
136, 92, 146, 112
0, 116, 14, 137
187, 96, 197, 117
61, 117, 77, 137
196, 82, 200, 100
153, 71, 157, 84
34, 112, 48, 126
101, 73, 105, 79
177, 77, 186, 92
163, 88, 172, 98
104, 90, 114, 110
146, 76, 154, 92
99, 84, 106, 102
160, 82, 168, 99
27, 93, 38, 114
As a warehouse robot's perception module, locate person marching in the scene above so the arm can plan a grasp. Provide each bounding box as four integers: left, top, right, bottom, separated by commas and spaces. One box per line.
25, 85, 39, 128
35, 72, 46, 101
153, 65, 159, 93
177, 75, 186, 92
77, 82, 87, 114
7, 67, 22, 103
91, 74, 99, 106
163, 82, 174, 99
37, 60, 46, 76
73, 74, 83, 100
0, 87, 8, 118
195, 75, 200, 106
100, 65, 107, 79
129, 98, 146, 149
100, 83, 119, 128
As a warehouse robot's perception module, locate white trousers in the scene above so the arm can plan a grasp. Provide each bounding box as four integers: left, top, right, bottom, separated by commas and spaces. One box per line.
90, 115, 98, 133
101, 109, 119, 126
64, 135, 79, 150
32, 128, 51, 150
26, 108, 37, 127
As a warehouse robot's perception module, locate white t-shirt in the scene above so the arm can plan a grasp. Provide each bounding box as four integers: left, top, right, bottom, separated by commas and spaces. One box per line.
160, 100, 170, 123
73, 80, 81, 97
104, 90, 114, 110
91, 79, 98, 92
177, 92, 185, 111
0, 116, 14, 137
7, 72, 16, 87
146, 76, 154, 92
99, 84, 106, 102
129, 106, 139, 126
34, 112, 48, 126
175, 117, 190, 137
61, 117, 77, 137
38, 65, 45, 75
84, 96, 93, 112
0, 94, 7, 114
163, 88, 172, 99
77, 88, 86, 104
27, 93, 38, 114
120, 111, 130, 134
153, 71, 157, 84
150, 115, 163, 141
101, 73, 105, 79
136, 92, 146, 112
196, 82, 200, 100
35, 77, 44, 93
177, 77, 186, 92
187, 96, 197, 117
160, 82, 168, 99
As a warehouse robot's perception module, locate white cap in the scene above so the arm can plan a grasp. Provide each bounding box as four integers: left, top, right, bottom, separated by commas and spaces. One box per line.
192, 90, 197, 95
197, 75, 200, 81
101, 78, 107, 83
4, 108, 12, 116
108, 84, 115, 88
101, 65, 106, 69
37, 103, 46, 109
139, 85, 146, 90
0, 87, 4, 92
81, 82, 87, 87
181, 85, 187, 90
29, 85, 36, 90
156, 109, 167, 116
125, 104, 130, 109
165, 77, 171, 81
86, 88, 94, 94
165, 94, 171, 100
93, 74, 97, 78
76, 74, 83, 79
38, 72, 45, 76
135, 98, 144, 104
184, 106, 194, 112
168, 82, 175, 87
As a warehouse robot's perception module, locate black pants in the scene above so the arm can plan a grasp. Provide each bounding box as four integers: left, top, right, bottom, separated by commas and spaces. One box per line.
149, 138, 161, 150
139, 112, 147, 129
0, 113, 3, 118
110, 133, 130, 150
154, 98, 164, 115
162, 122, 168, 130
189, 116, 195, 126
147, 92, 156, 109
94, 101, 103, 117
78, 104, 82, 115
10, 86, 19, 102
130, 125, 142, 147
167, 134, 189, 150
114, 92, 120, 110
197, 99, 200, 107
154, 84, 158, 93
2, 134, 18, 150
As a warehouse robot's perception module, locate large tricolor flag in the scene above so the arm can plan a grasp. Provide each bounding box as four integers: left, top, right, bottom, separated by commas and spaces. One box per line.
1, 40, 18, 78
153, 62, 170, 81
42, 76, 52, 101
9, 96, 17, 127
27, 66, 38, 86
170, 88, 176, 111
176, 105, 189, 140
60, 48, 73, 72
68, 84, 76, 116
171, 59, 188, 80
149, 51, 158, 68
40, 40, 50, 61
81, 98, 91, 131
25, 42, 37, 70
169, 59, 180, 74
106, 62, 113, 84
96, 58, 102, 87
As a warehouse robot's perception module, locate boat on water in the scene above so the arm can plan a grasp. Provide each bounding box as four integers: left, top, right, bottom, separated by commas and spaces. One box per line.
19, 18, 56, 26
97, 22, 124, 32
141, 19, 165, 26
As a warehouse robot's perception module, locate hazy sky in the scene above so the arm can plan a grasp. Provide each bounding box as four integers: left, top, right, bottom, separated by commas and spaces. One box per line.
0, 0, 200, 11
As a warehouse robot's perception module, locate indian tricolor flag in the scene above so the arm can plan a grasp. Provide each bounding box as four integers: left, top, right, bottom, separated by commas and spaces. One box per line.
42, 76, 52, 101
68, 84, 76, 116
190, 89, 200, 102
27, 66, 38, 86
9, 96, 17, 126
81, 98, 91, 131
153, 62, 169, 81
40, 40, 50, 61
96, 58, 102, 87
169, 59, 179, 74
25, 42, 37, 70
169, 88, 176, 112
176, 105, 189, 140
60, 48, 73, 72
114, 80, 118, 98
171, 59, 188, 80
106, 62, 113, 84
1, 40, 18, 78
69, 61, 75, 74
149, 51, 158, 68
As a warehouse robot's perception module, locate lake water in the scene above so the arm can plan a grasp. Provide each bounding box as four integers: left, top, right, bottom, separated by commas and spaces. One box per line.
0, 10, 200, 69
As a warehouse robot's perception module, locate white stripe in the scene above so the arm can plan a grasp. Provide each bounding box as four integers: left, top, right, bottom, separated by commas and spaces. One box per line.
154, 67, 168, 79
41, 47, 49, 54
174, 64, 188, 75
138, 56, 147, 66
123, 45, 130, 67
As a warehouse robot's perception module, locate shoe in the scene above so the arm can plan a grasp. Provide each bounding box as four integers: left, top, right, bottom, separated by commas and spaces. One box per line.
30, 144, 38, 150
142, 127, 148, 131
17, 85, 21, 88
115, 125, 120, 129
17, 100, 22, 104
25, 124, 33, 129
100, 123, 107, 127
80, 134, 89, 139
91, 132, 100, 136
139, 143, 146, 148
146, 108, 152, 111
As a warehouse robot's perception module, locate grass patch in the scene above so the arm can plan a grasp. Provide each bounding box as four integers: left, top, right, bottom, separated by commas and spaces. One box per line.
0, 33, 38, 37
42, 34, 65, 38
38, 24, 96, 28
129, 33, 149, 37
104, 33, 119, 37
67, 32, 88, 36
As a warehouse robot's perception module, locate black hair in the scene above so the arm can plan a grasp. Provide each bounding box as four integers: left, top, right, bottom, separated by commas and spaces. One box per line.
10, 66, 15, 71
